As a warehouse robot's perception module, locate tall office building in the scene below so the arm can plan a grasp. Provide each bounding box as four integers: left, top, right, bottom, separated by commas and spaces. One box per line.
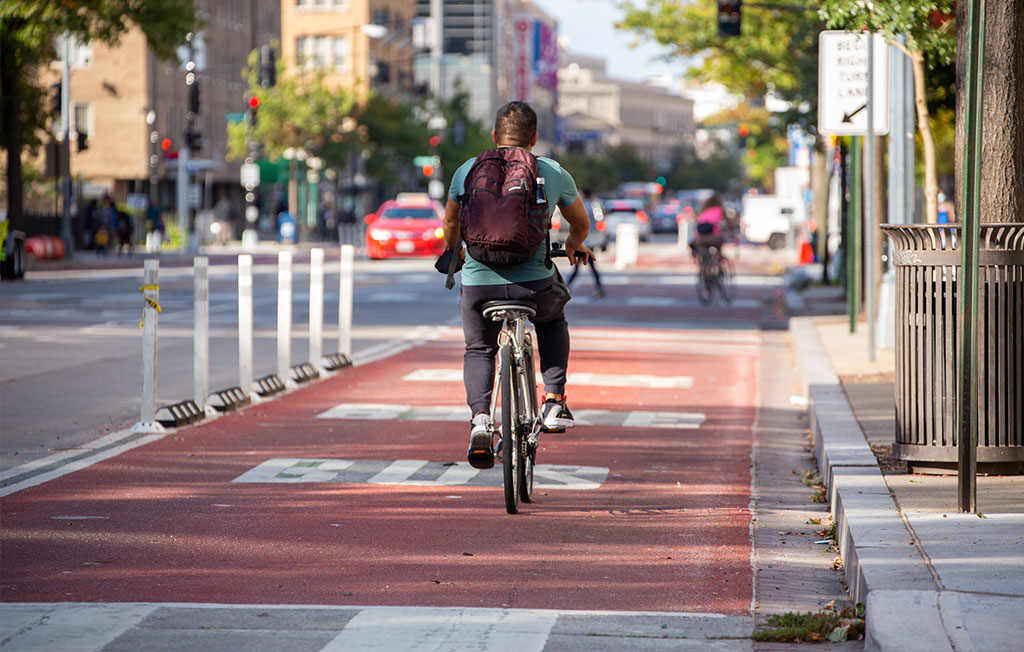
415, 0, 559, 153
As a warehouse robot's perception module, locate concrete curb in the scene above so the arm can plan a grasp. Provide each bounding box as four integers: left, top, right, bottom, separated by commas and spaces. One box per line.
790, 318, 943, 651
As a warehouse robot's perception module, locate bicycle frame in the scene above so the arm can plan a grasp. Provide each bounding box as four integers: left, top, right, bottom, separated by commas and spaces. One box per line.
489, 313, 538, 438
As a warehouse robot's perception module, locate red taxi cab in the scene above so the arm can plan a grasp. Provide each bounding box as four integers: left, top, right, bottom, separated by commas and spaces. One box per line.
364, 194, 446, 259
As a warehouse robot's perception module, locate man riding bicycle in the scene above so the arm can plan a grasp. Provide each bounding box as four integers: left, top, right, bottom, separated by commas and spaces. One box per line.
443, 101, 594, 469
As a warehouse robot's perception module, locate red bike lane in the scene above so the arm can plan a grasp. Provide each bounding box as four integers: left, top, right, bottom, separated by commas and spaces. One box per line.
1, 322, 758, 616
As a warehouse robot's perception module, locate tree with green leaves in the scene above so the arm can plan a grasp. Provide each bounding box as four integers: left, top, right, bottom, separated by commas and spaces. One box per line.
0, 1, 196, 234
818, 1, 955, 224
227, 48, 359, 215
618, 0, 824, 186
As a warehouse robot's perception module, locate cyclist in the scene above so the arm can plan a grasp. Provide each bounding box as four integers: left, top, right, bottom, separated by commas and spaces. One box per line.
689, 192, 727, 261
443, 101, 595, 469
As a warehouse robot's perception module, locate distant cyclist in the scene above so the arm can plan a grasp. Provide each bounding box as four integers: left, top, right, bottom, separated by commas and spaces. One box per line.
690, 192, 727, 259
443, 101, 594, 468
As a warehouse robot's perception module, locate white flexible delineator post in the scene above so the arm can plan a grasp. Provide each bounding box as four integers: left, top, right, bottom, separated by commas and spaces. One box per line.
277, 250, 293, 385
132, 260, 165, 433
309, 248, 324, 368
238, 254, 254, 397
193, 256, 213, 414
615, 223, 640, 270
339, 244, 354, 359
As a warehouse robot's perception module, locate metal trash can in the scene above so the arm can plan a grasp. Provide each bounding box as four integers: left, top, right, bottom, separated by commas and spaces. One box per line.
882, 223, 1024, 473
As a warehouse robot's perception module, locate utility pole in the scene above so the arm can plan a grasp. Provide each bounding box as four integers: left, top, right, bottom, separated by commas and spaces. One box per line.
59, 34, 74, 257
430, 0, 443, 98
865, 31, 877, 362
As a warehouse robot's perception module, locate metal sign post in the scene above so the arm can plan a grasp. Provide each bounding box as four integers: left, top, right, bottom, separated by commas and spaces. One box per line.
957, 0, 986, 514
865, 31, 877, 362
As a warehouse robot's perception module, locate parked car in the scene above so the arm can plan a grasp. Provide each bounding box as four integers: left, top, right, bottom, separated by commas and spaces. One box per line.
364, 194, 446, 259
601, 198, 652, 242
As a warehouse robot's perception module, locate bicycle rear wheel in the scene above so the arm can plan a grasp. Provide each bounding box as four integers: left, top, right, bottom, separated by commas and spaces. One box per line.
500, 345, 519, 514
518, 341, 537, 503
718, 257, 735, 303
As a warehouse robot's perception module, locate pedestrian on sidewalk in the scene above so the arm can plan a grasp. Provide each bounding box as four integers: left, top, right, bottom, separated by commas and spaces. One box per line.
566, 188, 606, 298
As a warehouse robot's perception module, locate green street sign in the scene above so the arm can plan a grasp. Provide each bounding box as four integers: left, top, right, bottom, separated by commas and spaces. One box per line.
413, 155, 440, 168
226, 112, 245, 125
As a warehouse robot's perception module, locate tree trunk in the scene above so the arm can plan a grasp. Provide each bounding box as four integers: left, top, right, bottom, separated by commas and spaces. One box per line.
911, 54, 939, 224
957, 1, 1024, 224
0, 24, 25, 233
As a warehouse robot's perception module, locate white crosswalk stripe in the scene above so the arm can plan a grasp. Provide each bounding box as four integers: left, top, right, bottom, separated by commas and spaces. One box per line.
316, 403, 705, 429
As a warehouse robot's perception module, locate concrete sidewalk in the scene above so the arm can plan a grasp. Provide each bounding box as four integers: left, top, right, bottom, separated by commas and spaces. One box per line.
792, 305, 1024, 651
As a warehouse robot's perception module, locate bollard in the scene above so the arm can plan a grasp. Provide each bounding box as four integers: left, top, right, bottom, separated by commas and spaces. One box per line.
238, 254, 254, 396
615, 223, 640, 270
277, 250, 293, 384
338, 244, 354, 359
309, 248, 324, 368
193, 256, 209, 409
132, 260, 165, 433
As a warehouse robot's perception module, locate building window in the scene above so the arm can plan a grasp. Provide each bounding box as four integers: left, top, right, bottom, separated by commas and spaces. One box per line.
296, 36, 311, 67
332, 37, 348, 69
73, 103, 91, 136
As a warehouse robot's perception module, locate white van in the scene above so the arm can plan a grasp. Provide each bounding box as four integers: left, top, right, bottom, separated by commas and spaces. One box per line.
741, 195, 793, 250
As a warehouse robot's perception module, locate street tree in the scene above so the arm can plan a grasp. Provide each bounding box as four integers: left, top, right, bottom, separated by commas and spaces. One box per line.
618, 1, 823, 122
618, 1, 823, 188
227, 49, 358, 214
954, 2, 1024, 225
818, 1, 956, 224
0, 1, 196, 233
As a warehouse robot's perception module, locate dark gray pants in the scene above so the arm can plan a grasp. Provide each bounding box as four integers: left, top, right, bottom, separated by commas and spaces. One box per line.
459, 273, 571, 415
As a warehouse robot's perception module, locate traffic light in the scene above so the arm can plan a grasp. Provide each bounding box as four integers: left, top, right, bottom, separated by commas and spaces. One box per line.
76, 131, 88, 152
738, 123, 750, 147
421, 164, 434, 178
49, 81, 62, 118
247, 95, 259, 128
185, 128, 203, 152
188, 76, 201, 115
429, 135, 441, 148
161, 137, 172, 152
259, 45, 277, 88
717, 1, 742, 38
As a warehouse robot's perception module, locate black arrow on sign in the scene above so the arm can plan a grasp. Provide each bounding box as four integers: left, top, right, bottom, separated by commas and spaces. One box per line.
842, 103, 867, 123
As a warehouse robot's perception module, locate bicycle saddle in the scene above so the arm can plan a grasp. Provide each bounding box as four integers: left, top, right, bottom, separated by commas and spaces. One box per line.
481, 299, 536, 321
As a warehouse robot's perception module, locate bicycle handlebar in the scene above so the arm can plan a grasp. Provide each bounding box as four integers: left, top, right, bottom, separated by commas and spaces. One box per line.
550, 242, 593, 264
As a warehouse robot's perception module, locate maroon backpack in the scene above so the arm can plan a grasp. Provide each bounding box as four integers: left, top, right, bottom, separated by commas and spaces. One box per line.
457, 148, 551, 267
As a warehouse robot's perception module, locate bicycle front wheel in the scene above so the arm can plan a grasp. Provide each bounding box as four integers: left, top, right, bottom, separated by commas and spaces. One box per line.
518, 342, 537, 503
500, 345, 519, 514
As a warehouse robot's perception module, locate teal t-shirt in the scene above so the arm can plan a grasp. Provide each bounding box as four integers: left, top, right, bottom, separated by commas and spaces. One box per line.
449, 152, 579, 286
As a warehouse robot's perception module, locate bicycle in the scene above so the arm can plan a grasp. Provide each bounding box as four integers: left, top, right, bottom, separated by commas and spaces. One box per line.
695, 242, 734, 305
478, 246, 577, 514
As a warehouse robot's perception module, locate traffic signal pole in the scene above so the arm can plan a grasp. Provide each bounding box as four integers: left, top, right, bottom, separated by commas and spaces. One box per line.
59, 34, 74, 257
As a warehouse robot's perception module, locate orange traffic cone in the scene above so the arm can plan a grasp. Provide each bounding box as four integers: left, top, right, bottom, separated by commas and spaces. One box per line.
798, 240, 815, 265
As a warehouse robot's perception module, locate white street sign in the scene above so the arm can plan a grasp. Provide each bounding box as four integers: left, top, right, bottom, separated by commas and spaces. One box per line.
240, 162, 260, 189
818, 31, 889, 135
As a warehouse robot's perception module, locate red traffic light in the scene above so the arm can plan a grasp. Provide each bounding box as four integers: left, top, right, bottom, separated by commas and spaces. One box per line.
429, 135, 440, 148
248, 96, 260, 109
738, 124, 750, 138
161, 137, 172, 151
421, 164, 435, 178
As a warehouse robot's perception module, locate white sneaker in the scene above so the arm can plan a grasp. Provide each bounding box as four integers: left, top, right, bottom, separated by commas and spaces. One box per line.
467, 413, 495, 469
541, 398, 574, 432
